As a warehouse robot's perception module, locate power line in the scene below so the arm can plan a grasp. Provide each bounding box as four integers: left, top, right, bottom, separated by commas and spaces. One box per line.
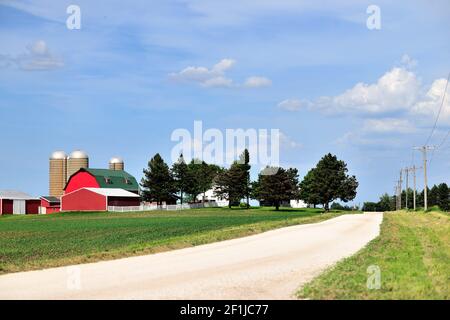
427, 72, 450, 165
393, 73, 449, 211
425, 72, 450, 146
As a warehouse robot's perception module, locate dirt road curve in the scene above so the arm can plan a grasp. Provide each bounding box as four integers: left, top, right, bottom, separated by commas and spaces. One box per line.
0, 212, 383, 300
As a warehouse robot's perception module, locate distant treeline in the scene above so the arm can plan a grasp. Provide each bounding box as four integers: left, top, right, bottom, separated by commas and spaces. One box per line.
363, 183, 450, 212
140, 151, 358, 211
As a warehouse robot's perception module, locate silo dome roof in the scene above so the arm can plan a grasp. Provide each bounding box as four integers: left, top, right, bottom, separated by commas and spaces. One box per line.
109, 156, 124, 164
50, 151, 67, 160
69, 150, 88, 159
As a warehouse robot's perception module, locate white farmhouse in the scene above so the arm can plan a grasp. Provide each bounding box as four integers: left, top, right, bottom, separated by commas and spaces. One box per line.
195, 188, 229, 207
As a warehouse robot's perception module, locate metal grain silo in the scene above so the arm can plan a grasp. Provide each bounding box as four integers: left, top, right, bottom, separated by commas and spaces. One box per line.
109, 157, 124, 170
67, 150, 89, 180
49, 151, 67, 197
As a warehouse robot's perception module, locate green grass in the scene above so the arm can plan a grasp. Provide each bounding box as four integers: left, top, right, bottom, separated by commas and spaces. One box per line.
298, 210, 450, 300
0, 207, 351, 274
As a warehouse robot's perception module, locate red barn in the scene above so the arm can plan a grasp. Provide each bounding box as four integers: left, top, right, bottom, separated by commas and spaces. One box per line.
0, 190, 40, 215
64, 168, 139, 194
61, 188, 141, 212
40, 196, 61, 214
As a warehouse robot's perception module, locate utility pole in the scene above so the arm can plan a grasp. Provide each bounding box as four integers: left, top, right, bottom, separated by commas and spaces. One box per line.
399, 170, 403, 210
404, 167, 409, 210
412, 165, 416, 210
408, 165, 422, 211
414, 146, 435, 211
394, 181, 398, 210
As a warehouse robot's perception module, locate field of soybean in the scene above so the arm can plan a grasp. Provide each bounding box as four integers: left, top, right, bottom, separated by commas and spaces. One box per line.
0, 207, 345, 274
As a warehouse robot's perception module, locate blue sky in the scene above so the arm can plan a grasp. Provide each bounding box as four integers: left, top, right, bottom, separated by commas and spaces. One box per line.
1, 0, 450, 205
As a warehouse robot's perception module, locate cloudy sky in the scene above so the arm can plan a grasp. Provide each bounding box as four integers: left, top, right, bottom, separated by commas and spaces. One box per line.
1, 0, 450, 204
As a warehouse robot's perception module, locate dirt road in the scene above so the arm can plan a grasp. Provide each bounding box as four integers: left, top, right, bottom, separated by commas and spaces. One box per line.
0, 212, 383, 299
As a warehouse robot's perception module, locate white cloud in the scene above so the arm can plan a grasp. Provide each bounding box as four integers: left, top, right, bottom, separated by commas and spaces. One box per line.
362, 118, 416, 133
212, 58, 236, 73
202, 76, 233, 88
400, 54, 418, 69
411, 78, 450, 123
243, 76, 272, 88
279, 131, 302, 149
314, 67, 420, 114
277, 99, 310, 111
29, 40, 49, 55
0, 40, 64, 71
277, 57, 450, 126
279, 66, 424, 114
169, 58, 235, 88
169, 58, 271, 89
335, 131, 403, 147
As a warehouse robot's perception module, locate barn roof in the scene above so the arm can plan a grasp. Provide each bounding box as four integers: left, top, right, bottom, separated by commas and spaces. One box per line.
40, 196, 61, 203
0, 190, 38, 200
84, 188, 140, 198
65, 168, 139, 192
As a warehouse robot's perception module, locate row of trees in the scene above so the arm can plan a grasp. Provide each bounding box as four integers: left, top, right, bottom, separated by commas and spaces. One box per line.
140, 151, 359, 210
140, 153, 221, 205
363, 183, 450, 211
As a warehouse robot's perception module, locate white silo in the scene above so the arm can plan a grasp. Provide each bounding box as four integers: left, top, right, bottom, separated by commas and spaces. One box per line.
109, 157, 124, 171
67, 150, 89, 180
49, 151, 67, 197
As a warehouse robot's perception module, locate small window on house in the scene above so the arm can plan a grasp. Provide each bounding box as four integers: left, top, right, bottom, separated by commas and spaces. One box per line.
124, 178, 131, 184
104, 177, 112, 184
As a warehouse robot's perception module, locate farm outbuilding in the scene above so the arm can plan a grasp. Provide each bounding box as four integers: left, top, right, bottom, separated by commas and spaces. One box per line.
61, 188, 141, 212
0, 190, 40, 215
40, 196, 61, 214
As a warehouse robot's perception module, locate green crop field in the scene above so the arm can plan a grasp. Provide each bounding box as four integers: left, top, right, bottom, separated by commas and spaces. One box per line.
0, 207, 350, 274
298, 210, 450, 299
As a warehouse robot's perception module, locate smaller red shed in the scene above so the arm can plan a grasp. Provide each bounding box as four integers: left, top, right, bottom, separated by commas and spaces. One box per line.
61, 188, 141, 212
40, 196, 61, 214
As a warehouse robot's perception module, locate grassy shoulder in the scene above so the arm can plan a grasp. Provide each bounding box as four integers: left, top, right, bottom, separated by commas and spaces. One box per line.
298, 210, 450, 300
0, 207, 353, 274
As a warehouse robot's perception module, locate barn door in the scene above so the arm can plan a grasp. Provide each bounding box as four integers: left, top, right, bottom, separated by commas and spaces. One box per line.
13, 200, 26, 214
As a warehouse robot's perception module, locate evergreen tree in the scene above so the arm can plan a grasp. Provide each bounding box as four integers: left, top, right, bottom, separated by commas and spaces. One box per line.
417, 187, 428, 208
214, 162, 247, 208
436, 183, 449, 211
401, 188, 414, 209
141, 153, 177, 205
429, 185, 439, 207
239, 149, 251, 209
186, 160, 222, 203
171, 154, 190, 204
253, 167, 300, 211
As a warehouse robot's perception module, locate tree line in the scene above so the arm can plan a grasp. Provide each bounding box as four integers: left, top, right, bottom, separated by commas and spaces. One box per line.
363, 183, 450, 212
140, 151, 358, 210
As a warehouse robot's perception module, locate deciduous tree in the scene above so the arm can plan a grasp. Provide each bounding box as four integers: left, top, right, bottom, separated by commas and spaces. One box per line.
253, 167, 300, 211
302, 153, 358, 211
